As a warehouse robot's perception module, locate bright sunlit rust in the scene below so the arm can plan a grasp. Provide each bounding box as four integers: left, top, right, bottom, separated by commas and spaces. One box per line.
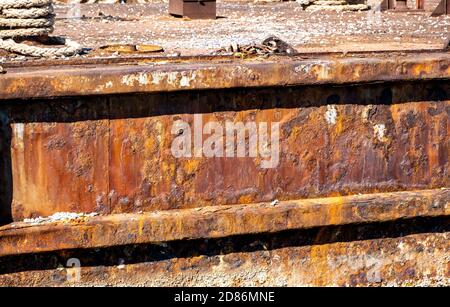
0, 2, 448, 287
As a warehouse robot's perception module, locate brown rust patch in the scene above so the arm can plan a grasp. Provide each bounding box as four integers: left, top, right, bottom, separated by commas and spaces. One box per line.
0, 218, 448, 286
0, 80, 448, 220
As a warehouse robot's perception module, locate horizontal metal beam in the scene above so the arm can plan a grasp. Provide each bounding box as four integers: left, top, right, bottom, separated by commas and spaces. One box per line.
3, 230, 448, 286
0, 53, 449, 100
0, 188, 448, 257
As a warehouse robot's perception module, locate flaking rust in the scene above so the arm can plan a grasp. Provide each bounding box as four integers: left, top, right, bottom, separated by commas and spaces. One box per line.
0, 218, 449, 286
6, 80, 449, 220
0, 61, 448, 286
0, 1, 449, 287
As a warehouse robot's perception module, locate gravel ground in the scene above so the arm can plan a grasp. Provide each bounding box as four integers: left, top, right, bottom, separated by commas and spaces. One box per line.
2, 1, 450, 59
51, 2, 450, 56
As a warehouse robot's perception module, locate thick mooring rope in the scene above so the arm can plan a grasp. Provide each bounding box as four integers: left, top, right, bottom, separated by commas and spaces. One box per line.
0, 0, 82, 57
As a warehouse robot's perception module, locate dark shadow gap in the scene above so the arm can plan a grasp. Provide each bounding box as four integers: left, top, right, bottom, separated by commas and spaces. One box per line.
2, 80, 449, 124
0, 112, 12, 226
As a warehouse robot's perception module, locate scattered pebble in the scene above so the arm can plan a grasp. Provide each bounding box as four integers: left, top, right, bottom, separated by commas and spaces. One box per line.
44, 2, 450, 58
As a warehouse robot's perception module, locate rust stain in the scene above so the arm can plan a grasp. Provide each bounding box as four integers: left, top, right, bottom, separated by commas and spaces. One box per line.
3, 80, 447, 220
0, 53, 450, 100
0, 188, 448, 258
0, 49, 448, 287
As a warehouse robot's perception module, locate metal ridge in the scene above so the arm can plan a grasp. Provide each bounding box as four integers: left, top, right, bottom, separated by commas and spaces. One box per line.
0, 188, 448, 257
0, 52, 449, 100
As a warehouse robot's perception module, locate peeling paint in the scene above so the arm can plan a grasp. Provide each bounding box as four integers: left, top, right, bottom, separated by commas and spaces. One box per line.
180, 72, 196, 87
373, 123, 388, 142
295, 64, 314, 74
122, 73, 150, 87
325, 105, 338, 125
361, 105, 374, 123
13, 123, 24, 143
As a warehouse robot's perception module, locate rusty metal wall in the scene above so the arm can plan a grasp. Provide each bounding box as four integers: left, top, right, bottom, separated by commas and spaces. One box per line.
1, 80, 448, 221
0, 216, 448, 286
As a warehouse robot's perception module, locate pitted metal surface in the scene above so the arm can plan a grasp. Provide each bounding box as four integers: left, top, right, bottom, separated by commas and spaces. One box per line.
0, 1, 449, 287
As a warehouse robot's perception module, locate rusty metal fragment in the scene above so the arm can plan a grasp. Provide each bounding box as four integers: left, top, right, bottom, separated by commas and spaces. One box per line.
99, 44, 164, 54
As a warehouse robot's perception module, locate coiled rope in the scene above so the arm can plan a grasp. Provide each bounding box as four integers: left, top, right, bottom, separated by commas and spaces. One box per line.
0, 0, 83, 57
